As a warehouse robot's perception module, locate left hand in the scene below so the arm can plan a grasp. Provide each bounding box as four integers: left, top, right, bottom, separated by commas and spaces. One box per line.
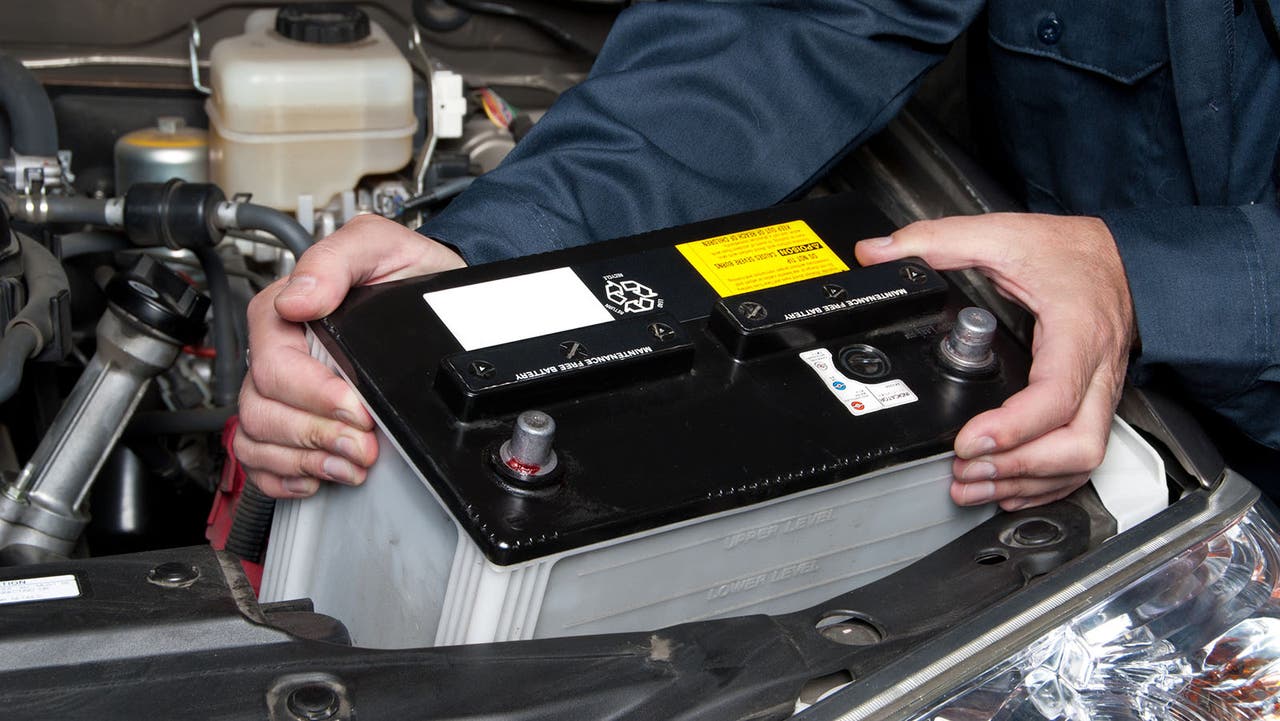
855, 213, 1136, 511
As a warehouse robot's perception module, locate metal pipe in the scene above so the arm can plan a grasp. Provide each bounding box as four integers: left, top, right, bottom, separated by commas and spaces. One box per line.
0, 256, 207, 560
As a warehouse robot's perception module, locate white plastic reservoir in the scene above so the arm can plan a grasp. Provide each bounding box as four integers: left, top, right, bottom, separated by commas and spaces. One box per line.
207, 7, 416, 210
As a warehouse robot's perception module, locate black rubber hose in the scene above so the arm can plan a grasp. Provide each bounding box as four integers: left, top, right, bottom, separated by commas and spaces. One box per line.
0, 54, 58, 156
58, 231, 131, 259
396, 176, 475, 217
413, 0, 471, 32
125, 405, 237, 436
225, 483, 277, 564
442, 0, 598, 56
0, 234, 69, 403
233, 203, 314, 259
0, 323, 38, 403
193, 246, 243, 407
40, 196, 112, 226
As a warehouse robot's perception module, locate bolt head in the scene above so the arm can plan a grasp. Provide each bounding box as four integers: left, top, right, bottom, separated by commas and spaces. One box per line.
287, 685, 340, 721
147, 562, 200, 588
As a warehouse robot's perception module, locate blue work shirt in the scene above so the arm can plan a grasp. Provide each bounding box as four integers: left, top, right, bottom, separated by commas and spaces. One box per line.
422, 1, 1280, 458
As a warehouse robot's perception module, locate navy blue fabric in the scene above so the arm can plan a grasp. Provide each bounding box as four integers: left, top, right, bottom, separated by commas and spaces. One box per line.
421, 0, 1280, 452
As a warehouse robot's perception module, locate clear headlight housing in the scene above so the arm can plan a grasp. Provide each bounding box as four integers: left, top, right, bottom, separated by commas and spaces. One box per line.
912, 502, 1280, 721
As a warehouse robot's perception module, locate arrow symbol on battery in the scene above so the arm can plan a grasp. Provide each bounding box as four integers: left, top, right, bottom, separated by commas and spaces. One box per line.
648, 322, 676, 342
468, 360, 496, 378
738, 301, 767, 321
560, 340, 588, 360
900, 265, 928, 284
823, 284, 847, 300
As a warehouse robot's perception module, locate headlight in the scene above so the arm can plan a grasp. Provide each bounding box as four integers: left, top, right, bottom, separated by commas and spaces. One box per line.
912, 501, 1280, 721
800, 472, 1276, 721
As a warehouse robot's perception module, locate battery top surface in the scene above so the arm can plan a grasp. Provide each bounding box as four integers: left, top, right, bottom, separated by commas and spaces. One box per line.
311, 194, 1029, 565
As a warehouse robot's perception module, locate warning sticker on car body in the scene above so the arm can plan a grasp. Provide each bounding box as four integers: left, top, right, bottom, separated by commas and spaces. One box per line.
798, 348, 918, 416
676, 220, 849, 297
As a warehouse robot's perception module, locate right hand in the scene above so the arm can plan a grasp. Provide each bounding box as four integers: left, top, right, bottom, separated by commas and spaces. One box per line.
234, 214, 467, 498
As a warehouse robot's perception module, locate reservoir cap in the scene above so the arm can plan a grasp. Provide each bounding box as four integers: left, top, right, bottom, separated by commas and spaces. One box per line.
276, 3, 371, 44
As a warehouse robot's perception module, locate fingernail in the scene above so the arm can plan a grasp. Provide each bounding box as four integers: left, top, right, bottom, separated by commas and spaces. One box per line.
962, 461, 997, 481
283, 478, 319, 496
1003, 499, 1026, 512
334, 435, 359, 460
961, 481, 995, 505
335, 408, 360, 427
280, 274, 316, 298
961, 436, 997, 458
861, 236, 893, 247
323, 455, 356, 484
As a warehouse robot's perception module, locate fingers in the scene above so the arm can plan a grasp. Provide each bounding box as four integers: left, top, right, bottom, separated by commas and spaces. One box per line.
247, 470, 320, 500
237, 378, 377, 463
236, 370, 379, 499
854, 214, 1134, 512
246, 280, 372, 430
954, 326, 1097, 459
951, 365, 1117, 509
237, 215, 465, 499
950, 473, 1090, 510
275, 215, 466, 323
234, 429, 369, 487
855, 215, 1024, 274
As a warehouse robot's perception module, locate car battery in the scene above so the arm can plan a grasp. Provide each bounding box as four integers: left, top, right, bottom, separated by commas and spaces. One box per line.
259, 193, 1165, 649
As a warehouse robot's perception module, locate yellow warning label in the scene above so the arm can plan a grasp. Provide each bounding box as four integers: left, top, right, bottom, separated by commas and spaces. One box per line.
676, 220, 848, 297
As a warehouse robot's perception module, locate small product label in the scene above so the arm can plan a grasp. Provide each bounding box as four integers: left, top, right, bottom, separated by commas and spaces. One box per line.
0, 574, 80, 606
676, 220, 849, 297
799, 348, 918, 416
424, 267, 615, 351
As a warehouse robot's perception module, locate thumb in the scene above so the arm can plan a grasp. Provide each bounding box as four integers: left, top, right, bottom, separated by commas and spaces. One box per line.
273, 244, 357, 322
854, 216, 1010, 272
273, 215, 433, 322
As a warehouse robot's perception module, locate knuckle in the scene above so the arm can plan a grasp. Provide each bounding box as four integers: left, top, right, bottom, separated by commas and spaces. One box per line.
231, 428, 254, 461
1079, 439, 1107, 471
999, 455, 1026, 478
300, 419, 334, 451
246, 286, 274, 317
249, 358, 277, 398
300, 238, 345, 266
236, 403, 266, 440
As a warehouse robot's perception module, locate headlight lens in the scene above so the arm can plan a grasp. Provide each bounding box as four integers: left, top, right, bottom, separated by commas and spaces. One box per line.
914, 503, 1280, 721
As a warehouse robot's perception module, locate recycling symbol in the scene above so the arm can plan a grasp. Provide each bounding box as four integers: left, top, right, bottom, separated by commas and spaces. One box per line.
604, 278, 658, 314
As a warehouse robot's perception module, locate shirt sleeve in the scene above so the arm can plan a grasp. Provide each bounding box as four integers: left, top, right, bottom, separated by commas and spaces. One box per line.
419, 0, 984, 264
1101, 200, 1280, 449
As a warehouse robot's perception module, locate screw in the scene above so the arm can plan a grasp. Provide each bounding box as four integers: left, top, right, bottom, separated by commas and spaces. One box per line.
559, 340, 588, 360
286, 685, 340, 721
647, 322, 676, 342
147, 562, 200, 588
1012, 519, 1061, 547
822, 284, 847, 300
738, 301, 767, 321
899, 265, 928, 284
468, 360, 496, 379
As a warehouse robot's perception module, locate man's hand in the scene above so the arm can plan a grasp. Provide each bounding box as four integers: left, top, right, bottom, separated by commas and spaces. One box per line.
234, 215, 466, 498
855, 213, 1135, 511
